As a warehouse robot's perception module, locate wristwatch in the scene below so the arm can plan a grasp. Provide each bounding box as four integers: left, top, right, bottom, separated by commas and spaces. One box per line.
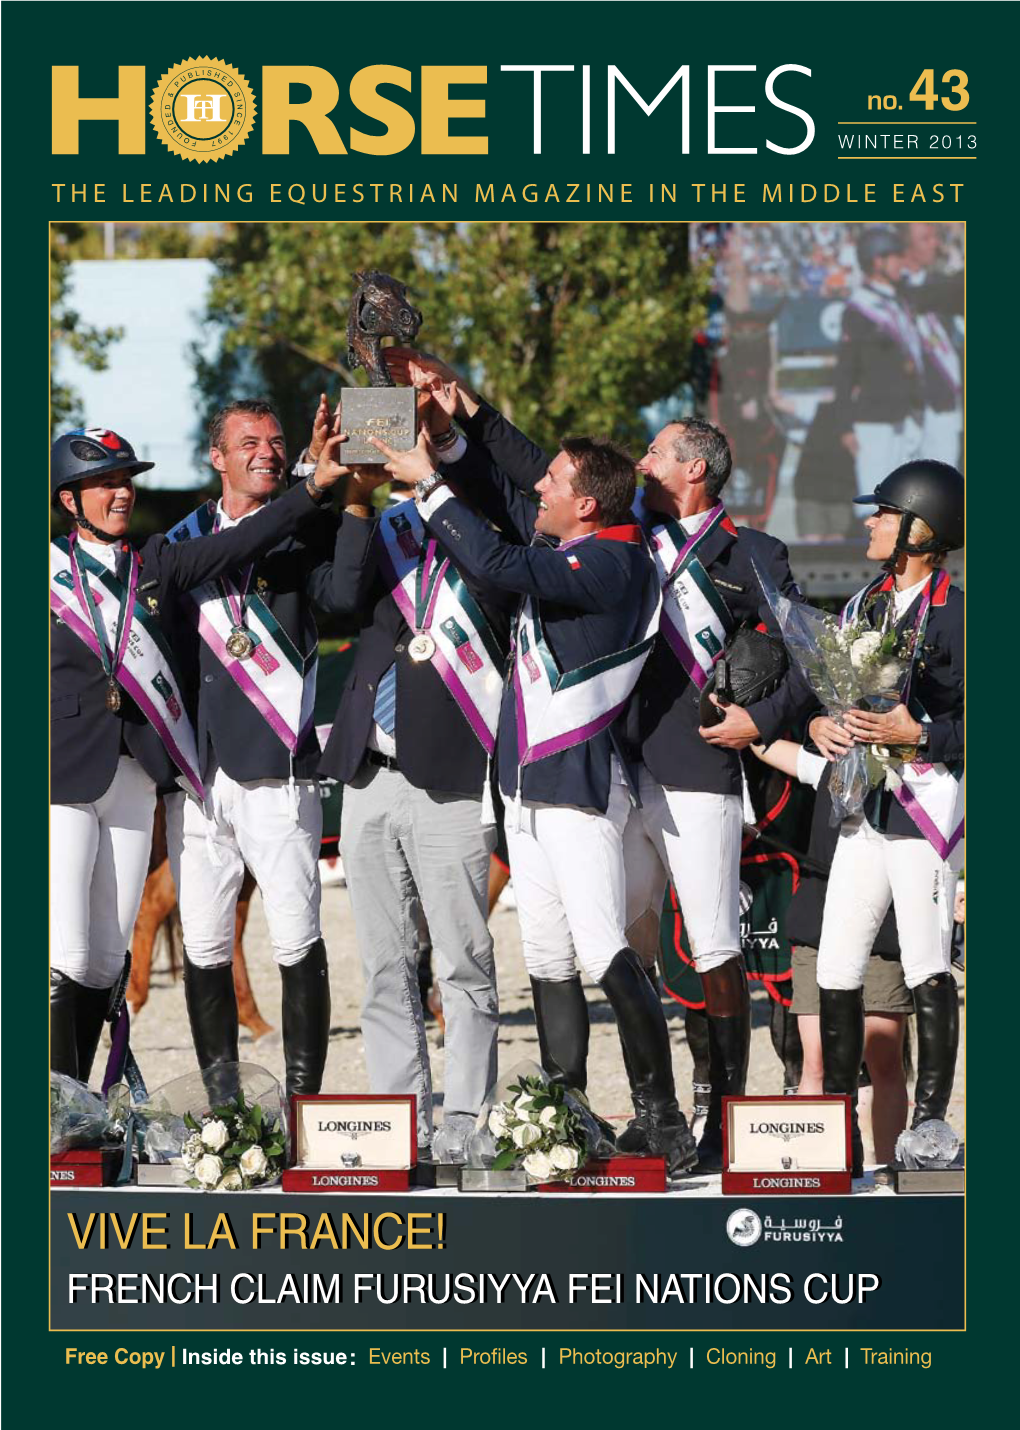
304, 473, 331, 504
416, 469, 447, 502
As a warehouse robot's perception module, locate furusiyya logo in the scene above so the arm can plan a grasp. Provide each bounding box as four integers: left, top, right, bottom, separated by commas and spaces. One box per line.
727, 1209, 845, 1246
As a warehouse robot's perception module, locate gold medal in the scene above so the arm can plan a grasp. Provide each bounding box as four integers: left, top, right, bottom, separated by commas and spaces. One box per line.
106, 680, 122, 713
408, 633, 437, 663
226, 628, 256, 660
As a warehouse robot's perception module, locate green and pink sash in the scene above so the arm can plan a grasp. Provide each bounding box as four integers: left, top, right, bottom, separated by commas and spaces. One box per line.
644, 500, 735, 690
167, 502, 317, 755
512, 527, 660, 766
842, 569, 963, 859
50, 536, 204, 800
377, 499, 504, 754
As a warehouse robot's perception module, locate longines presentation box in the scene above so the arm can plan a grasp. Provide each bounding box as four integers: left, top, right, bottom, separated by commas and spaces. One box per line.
50, 1148, 122, 1188
722, 1096, 852, 1195
538, 1157, 667, 1194
282, 1094, 416, 1192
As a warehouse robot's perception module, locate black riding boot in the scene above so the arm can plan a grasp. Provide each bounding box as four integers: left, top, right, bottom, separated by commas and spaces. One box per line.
599, 948, 697, 1176
819, 986, 865, 1177
50, 972, 111, 1083
51, 971, 82, 1079
281, 940, 331, 1099
910, 973, 959, 1128
76, 985, 113, 1085
531, 976, 590, 1093
770, 997, 804, 1096
184, 955, 240, 1104
695, 962, 751, 1172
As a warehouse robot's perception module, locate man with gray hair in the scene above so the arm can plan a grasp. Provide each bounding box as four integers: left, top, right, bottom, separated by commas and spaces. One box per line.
622, 416, 803, 1170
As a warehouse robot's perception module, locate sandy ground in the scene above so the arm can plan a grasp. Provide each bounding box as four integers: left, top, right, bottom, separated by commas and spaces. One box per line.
121, 875, 966, 1157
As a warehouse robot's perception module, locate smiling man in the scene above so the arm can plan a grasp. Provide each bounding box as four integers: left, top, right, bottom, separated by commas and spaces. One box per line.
162, 398, 341, 1102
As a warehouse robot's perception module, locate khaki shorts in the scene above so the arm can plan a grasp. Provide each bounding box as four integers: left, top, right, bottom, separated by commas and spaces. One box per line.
791, 945, 912, 1017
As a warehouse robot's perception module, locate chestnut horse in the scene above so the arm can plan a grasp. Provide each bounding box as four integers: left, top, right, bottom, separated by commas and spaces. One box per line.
126, 800, 272, 1039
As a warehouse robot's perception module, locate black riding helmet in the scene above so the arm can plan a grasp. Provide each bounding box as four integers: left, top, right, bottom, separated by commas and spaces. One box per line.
855, 459, 965, 567
52, 428, 154, 539
857, 225, 905, 274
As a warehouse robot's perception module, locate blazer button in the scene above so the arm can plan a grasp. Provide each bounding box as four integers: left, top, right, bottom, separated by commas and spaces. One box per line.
204, 674, 214, 684
367, 683, 375, 693
394, 644, 406, 654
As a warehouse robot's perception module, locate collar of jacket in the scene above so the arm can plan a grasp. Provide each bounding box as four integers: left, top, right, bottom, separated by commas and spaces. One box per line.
595, 522, 644, 544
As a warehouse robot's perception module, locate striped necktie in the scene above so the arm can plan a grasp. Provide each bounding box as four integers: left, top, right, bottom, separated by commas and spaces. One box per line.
373, 664, 397, 735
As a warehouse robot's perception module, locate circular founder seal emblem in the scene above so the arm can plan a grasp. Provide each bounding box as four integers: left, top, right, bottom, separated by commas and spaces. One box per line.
726, 1208, 763, 1248
150, 58, 256, 162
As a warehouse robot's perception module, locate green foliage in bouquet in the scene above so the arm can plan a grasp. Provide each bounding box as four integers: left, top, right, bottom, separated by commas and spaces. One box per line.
180, 1089, 286, 1191
488, 1074, 590, 1183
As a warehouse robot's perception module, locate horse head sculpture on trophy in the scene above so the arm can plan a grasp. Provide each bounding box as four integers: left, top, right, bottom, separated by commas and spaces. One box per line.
346, 271, 423, 387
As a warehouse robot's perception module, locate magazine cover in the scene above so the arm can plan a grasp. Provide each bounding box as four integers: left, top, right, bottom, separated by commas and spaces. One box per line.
12, 0, 998, 1409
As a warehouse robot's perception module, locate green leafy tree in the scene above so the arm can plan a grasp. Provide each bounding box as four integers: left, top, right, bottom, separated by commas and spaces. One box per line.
50, 223, 124, 432
195, 222, 708, 455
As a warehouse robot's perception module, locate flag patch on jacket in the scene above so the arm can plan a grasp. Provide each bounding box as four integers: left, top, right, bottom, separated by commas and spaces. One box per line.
565, 553, 581, 569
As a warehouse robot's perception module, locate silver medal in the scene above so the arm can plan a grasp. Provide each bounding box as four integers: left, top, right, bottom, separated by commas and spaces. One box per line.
408, 633, 437, 663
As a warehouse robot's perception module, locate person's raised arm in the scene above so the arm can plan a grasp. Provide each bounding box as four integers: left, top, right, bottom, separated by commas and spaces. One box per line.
156, 466, 340, 592
373, 433, 632, 614
386, 347, 550, 496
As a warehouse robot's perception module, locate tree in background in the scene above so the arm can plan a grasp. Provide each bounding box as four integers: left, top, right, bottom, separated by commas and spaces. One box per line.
196, 222, 708, 455
50, 223, 124, 432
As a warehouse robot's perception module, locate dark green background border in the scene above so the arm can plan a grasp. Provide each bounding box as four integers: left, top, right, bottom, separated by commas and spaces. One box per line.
6, 0, 1005, 1411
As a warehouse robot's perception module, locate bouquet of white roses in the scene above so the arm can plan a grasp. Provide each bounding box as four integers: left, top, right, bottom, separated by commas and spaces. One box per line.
135, 1064, 287, 1190
179, 1087, 286, 1191
753, 562, 917, 822
486, 1074, 596, 1184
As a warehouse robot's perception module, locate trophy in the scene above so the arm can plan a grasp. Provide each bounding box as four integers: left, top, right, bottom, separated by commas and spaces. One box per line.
340, 270, 422, 464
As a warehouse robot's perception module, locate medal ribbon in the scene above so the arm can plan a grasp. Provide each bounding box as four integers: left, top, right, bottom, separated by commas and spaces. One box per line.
212, 511, 255, 636
69, 531, 138, 694
414, 537, 448, 637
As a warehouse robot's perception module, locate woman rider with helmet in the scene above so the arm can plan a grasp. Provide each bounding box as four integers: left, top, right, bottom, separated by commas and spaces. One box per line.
809, 460, 964, 1172
50, 426, 341, 1086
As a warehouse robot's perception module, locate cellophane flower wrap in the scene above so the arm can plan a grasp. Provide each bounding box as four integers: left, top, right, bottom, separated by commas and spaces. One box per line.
134, 1063, 287, 1190
50, 1072, 124, 1154
464, 1061, 614, 1184
753, 562, 917, 822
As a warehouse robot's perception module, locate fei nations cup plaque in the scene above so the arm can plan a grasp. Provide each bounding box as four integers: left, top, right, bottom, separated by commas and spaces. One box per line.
722, 1095, 852, 1195
341, 269, 423, 465
282, 1095, 417, 1192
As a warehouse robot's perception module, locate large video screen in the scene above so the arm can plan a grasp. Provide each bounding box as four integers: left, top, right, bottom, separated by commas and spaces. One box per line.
688, 222, 964, 546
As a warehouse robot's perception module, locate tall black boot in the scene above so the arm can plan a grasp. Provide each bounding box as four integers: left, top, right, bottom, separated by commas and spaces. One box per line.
695, 962, 751, 1172
531, 976, 590, 1093
819, 986, 865, 1177
599, 949, 698, 1176
76, 985, 113, 1085
281, 940, 331, 1099
184, 955, 239, 1105
51, 971, 82, 1079
771, 997, 804, 1095
910, 973, 959, 1128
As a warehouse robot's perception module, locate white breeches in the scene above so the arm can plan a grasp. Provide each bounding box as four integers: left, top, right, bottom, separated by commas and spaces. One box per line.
51, 755, 157, 989
504, 777, 631, 985
817, 816, 961, 991
165, 758, 323, 969
623, 764, 743, 975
